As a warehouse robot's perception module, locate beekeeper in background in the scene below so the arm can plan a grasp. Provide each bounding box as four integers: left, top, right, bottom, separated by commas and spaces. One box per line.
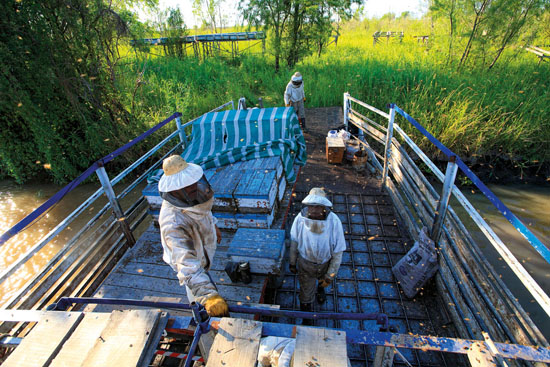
289, 187, 346, 325
284, 71, 307, 131
158, 155, 228, 317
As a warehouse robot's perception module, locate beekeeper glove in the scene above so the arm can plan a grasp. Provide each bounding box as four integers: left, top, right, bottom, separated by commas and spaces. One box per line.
285, 103, 290, 107
204, 294, 229, 317
318, 275, 332, 288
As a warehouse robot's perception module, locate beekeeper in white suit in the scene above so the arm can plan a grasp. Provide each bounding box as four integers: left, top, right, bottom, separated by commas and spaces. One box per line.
158, 155, 228, 317
284, 71, 307, 131
289, 187, 346, 325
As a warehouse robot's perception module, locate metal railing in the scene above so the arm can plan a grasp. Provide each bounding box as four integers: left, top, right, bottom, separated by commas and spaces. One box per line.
0, 101, 234, 317
343, 93, 549, 347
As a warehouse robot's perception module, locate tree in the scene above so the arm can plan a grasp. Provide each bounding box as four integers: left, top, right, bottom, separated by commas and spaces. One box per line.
430, 0, 549, 68
485, 0, 547, 68
240, 0, 292, 70
159, 8, 188, 58
240, 0, 363, 69
193, 0, 227, 33
0, 0, 155, 183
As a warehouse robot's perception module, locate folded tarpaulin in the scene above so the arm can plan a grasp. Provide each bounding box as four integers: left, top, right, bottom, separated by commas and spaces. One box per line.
182, 107, 306, 182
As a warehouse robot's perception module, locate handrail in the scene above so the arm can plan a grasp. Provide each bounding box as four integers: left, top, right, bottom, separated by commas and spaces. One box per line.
0, 100, 235, 287
391, 104, 550, 265
344, 93, 550, 321
0, 112, 181, 247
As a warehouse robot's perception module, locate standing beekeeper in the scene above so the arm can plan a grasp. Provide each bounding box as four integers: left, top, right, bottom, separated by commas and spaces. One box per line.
158, 155, 228, 317
289, 188, 346, 325
284, 71, 307, 131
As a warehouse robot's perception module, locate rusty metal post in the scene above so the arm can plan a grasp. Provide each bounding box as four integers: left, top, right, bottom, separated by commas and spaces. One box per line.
381, 106, 395, 189
96, 164, 136, 247
431, 155, 458, 243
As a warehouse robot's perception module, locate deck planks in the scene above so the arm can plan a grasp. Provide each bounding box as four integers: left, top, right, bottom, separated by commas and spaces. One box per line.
2, 312, 84, 367
80, 309, 161, 367
293, 326, 348, 367
50, 313, 111, 367
88, 224, 267, 311
205, 318, 262, 367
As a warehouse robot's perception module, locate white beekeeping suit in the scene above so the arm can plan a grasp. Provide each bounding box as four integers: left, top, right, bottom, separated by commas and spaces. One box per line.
284, 71, 307, 131
289, 187, 346, 325
158, 155, 228, 317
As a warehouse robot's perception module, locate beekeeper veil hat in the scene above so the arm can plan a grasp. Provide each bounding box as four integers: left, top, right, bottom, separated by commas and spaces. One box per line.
302, 187, 332, 207
158, 155, 203, 192
291, 71, 302, 82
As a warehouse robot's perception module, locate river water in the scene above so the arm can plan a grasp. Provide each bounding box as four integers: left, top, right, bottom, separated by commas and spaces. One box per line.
0, 180, 548, 336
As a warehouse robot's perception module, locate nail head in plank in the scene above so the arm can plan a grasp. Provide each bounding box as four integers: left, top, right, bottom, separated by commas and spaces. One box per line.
293, 326, 348, 367
206, 318, 262, 367
50, 312, 111, 367
81, 309, 161, 367
2, 312, 84, 367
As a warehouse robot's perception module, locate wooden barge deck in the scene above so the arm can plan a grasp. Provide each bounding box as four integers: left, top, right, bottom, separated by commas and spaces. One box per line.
75, 108, 464, 366
2, 104, 549, 367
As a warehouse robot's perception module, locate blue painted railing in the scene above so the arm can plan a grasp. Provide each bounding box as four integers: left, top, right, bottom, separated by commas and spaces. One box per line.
344, 94, 549, 345
0, 112, 181, 247
392, 104, 549, 264
0, 100, 234, 289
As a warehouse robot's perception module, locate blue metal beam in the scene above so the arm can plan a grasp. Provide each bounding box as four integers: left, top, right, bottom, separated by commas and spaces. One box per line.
165, 316, 550, 363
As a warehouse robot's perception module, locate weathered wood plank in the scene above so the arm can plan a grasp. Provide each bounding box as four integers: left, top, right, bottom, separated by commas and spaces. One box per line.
205, 318, 262, 367
81, 309, 161, 367
2, 312, 84, 367
106, 260, 265, 293
102, 272, 263, 304
50, 313, 112, 367
137, 312, 170, 367
293, 326, 348, 367
0, 310, 80, 323
85, 284, 189, 313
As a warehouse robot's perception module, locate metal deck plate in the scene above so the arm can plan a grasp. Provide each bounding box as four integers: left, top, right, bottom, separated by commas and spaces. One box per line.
273, 191, 466, 367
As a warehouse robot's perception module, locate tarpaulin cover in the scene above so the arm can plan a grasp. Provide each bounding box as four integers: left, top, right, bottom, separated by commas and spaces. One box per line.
182, 107, 306, 182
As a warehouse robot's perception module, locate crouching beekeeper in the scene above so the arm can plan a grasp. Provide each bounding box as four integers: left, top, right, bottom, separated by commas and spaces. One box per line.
284, 71, 307, 131
158, 155, 228, 317
289, 188, 346, 324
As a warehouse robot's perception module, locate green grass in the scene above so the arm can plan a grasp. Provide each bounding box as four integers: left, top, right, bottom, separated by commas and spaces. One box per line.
117, 25, 550, 173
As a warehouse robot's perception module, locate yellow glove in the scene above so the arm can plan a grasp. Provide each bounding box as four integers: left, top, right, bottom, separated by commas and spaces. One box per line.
285, 103, 290, 107
303, 97, 306, 102
204, 294, 229, 317
318, 276, 332, 288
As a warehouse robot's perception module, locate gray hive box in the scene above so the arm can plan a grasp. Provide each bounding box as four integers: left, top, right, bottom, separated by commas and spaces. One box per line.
227, 228, 286, 274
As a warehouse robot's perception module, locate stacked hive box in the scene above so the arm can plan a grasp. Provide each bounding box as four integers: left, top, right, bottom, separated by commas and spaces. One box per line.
143, 156, 286, 229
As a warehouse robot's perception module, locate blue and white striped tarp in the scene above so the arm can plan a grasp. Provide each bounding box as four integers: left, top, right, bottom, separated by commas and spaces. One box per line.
182, 107, 306, 182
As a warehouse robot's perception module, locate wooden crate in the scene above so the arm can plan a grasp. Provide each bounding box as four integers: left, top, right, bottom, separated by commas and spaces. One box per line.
326, 137, 345, 164
227, 228, 285, 274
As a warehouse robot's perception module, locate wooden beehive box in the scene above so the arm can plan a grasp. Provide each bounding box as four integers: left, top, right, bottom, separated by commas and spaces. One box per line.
234, 169, 278, 213
326, 137, 345, 164
227, 228, 286, 274
208, 167, 242, 212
